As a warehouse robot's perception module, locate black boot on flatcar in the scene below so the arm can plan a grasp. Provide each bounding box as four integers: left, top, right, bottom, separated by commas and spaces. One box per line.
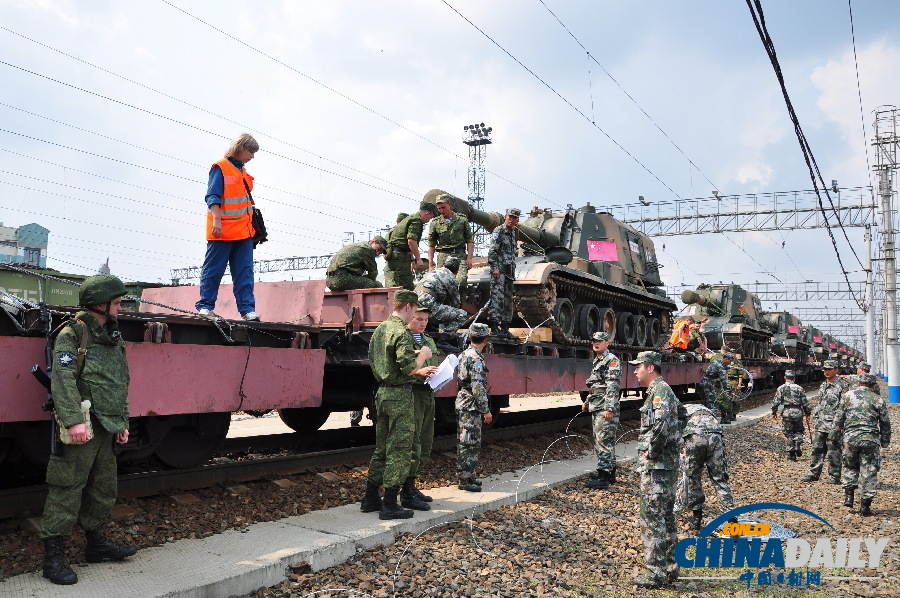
400, 478, 431, 511
360, 481, 382, 513
860, 498, 874, 517
43, 537, 77, 585
379, 487, 413, 520
84, 528, 136, 562
843, 487, 855, 508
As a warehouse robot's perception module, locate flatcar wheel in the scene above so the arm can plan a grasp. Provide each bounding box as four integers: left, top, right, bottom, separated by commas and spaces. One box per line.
742, 339, 753, 359
575, 304, 601, 339
151, 412, 231, 469
616, 312, 636, 345
278, 406, 333, 433
633, 315, 648, 346
597, 308, 616, 342
646, 317, 661, 347
553, 298, 576, 337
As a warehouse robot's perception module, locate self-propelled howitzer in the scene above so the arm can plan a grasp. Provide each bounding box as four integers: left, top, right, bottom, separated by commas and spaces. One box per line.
423, 189, 675, 346
680, 283, 772, 361
761, 311, 810, 362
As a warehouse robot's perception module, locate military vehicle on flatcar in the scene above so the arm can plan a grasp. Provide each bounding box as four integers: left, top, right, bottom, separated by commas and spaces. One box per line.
761, 310, 810, 362
679, 283, 772, 361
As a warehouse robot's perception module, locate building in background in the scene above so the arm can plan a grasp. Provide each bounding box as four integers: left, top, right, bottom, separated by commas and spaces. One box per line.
0, 222, 49, 268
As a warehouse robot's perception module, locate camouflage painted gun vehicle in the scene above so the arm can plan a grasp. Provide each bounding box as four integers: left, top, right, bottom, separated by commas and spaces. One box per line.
761, 310, 810, 361
423, 189, 675, 347
680, 283, 772, 361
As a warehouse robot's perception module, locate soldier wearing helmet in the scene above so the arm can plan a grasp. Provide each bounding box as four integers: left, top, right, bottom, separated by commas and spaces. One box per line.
582, 331, 622, 489
40, 274, 136, 585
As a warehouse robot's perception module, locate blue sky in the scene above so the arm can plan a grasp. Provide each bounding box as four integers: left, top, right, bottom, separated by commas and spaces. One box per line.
1, 0, 898, 346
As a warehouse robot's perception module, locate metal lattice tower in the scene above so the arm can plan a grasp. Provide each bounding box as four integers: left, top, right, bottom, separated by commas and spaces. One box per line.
463, 122, 492, 255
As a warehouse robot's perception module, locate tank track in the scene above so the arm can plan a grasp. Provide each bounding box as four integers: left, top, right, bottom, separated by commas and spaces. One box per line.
515, 270, 676, 349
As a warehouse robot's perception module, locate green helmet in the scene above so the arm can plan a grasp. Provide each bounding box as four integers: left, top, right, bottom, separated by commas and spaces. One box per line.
79, 274, 128, 307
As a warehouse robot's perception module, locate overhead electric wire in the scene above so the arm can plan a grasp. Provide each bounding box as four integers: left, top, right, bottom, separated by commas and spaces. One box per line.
535, 0, 721, 194
744, 0, 865, 309
846, 0, 874, 191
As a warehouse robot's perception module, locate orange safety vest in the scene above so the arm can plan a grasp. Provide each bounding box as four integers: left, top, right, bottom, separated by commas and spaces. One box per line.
669, 319, 691, 349
206, 159, 255, 241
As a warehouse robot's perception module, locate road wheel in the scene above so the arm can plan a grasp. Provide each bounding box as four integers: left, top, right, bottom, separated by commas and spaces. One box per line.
553, 298, 576, 337
634, 315, 648, 346
616, 312, 636, 346
575, 304, 601, 339
597, 307, 617, 342
647, 317, 662, 347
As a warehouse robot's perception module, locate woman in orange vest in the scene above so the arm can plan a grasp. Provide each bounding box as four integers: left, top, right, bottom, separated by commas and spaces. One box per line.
195, 133, 260, 321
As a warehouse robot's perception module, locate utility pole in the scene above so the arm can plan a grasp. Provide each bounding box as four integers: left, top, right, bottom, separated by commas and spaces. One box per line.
463, 122, 492, 255
873, 105, 899, 403
864, 225, 876, 371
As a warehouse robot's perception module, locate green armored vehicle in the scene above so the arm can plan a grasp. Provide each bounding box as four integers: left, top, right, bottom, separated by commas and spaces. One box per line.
423, 189, 675, 346
680, 283, 772, 361
761, 311, 810, 361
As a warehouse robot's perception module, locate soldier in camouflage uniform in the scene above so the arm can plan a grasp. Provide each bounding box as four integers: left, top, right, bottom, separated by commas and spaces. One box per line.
803, 360, 847, 483
401, 298, 441, 511
326, 236, 386, 291
456, 323, 492, 492
771, 370, 811, 461
428, 194, 474, 302
581, 331, 621, 490
726, 351, 746, 420
700, 352, 733, 423
40, 275, 137, 585
384, 202, 438, 290
833, 374, 891, 515
415, 256, 468, 336
680, 404, 735, 532
631, 351, 685, 589
360, 290, 439, 520
843, 362, 881, 396
487, 208, 520, 338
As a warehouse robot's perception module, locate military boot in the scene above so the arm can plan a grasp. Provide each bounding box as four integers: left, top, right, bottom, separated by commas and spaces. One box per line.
632, 572, 667, 589
400, 477, 431, 511
787, 450, 797, 461
585, 470, 610, 489
843, 487, 855, 508
609, 464, 617, 484
84, 528, 136, 562
859, 498, 873, 516
690, 509, 703, 532
801, 473, 819, 482
360, 480, 382, 513
794, 441, 803, 458
458, 477, 482, 492
43, 537, 77, 585
406, 477, 433, 502
379, 487, 414, 520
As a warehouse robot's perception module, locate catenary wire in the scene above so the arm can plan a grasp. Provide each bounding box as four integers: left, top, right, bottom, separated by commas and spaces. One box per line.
846, 0, 874, 191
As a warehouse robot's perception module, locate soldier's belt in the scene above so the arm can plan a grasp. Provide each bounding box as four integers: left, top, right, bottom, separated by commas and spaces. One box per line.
390, 245, 410, 253
437, 248, 465, 254
328, 268, 360, 277
380, 383, 413, 390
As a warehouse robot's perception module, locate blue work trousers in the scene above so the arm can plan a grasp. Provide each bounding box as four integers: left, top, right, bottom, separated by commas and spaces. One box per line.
195, 238, 255, 315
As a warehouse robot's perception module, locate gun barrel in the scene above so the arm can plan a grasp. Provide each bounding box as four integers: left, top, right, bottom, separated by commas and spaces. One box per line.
681, 290, 710, 306
423, 189, 503, 231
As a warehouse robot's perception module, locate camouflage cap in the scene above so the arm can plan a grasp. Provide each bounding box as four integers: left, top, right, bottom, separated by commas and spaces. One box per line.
469, 323, 491, 339
415, 293, 434, 312
723, 352, 735, 360
372, 235, 388, 249
394, 289, 421, 306
591, 331, 610, 342
859, 373, 878, 386
435, 194, 451, 204
784, 370, 796, 378
505, 207, 522, 218
442, 256, 461, 274
419, 201, 439, 216
859, 362, 872, 372
629, 351, 661, 366
823, 360, 839, 369
396, 212, 409, 224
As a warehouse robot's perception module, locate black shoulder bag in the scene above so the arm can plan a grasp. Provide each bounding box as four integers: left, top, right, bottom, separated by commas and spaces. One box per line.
243, 179, 268, 247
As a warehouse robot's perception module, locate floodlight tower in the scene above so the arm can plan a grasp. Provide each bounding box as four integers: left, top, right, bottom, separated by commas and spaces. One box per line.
463, 122, 492, 255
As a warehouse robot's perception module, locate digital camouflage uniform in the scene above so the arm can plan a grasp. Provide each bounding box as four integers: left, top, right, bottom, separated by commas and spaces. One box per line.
326, 241, 382, 291
428, 212, 473, 300
456, 344, 489, 480
384, 215, 424, 290
415, 267, 468, 334
41, 312, 130, 540
636, 374, 684, 585
700, 358, 731, 416
833, 386, 891, 499
844, 374, 881, 396
487, 224, 517, 330
726, 355, 745, 415
584, 350, 621, 474
772, 381, 811, 453
808, 377, 848, 481
410, 332, 440, 478
679, 404, 734, 512
366, 315, 419, 490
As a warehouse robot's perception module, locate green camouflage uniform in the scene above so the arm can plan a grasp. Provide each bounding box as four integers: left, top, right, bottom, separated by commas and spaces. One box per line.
584, 350, 622, 474
844, 374, 881, 395
366, 315, 419, 490
41, 312, 130, 540
415, 267, 468, 334
487, 225, 517, 330
833, 387, 891, 499
326, 241, 382, 291
680, 404, 734, 511
428, 213, 473, 300
636, 376, 683, 584
384, 215, 424, 290
808, 378, 848, 481
772, 381, 811, 452
726, 356, 745, 415
700, 358, 731, 416
410, 332, 439, 478
456, 344, 489, 480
